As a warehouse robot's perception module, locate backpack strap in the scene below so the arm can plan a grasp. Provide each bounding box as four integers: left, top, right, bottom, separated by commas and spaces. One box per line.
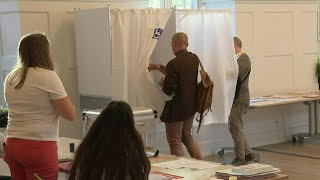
190, 52, 204, 71
191, 52, 206, 133
234, 53, 251, 99
235, 68, 251, 99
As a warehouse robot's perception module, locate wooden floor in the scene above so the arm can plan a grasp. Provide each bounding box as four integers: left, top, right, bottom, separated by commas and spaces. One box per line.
205, 140, 320, 180
253, 136, 320, 159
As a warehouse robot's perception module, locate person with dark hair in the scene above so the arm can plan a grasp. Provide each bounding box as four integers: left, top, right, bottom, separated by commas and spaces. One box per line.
68, 101, 151, 180
230, 37, 259, 166
3, 33, 75, 179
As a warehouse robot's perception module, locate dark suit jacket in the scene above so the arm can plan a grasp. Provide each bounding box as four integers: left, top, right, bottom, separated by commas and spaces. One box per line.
234, 53, 251, 106
160, 49, 199, 123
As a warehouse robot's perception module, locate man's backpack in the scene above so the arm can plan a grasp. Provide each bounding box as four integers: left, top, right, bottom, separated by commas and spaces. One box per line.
193, 54, 214, 133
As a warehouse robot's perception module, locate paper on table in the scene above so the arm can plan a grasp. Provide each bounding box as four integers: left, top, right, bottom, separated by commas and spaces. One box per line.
216, 168, 280, 177
149, 172, 183, 180
149, 173, 172, 180
250, 99, 268, 103
269, 95, 296, 99
231, 163, 274, 175
152, 159, 221, 173
303, 94, 320, 98
274, 98, 298, 102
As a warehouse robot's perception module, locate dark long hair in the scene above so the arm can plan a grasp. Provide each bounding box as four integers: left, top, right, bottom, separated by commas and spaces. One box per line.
11, 33, 54, 89
68, 101, 150, 180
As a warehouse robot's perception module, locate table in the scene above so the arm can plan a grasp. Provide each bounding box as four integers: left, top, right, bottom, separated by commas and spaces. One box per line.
57, 137, 288, 180
149, 155, 288, 180
219, 91, 320, 156
250, 92, 320, 140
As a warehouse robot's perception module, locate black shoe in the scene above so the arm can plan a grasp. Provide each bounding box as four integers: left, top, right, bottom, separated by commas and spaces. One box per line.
231, 158, 248, 166
245, 152, 260, 162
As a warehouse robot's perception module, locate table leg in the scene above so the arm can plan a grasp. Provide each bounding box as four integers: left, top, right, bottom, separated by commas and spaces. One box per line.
145, 131, 148, 147
293, 102, 313, 142
308, 102, 313, 135
82, 113, 88, 138
315, 100, 319, 134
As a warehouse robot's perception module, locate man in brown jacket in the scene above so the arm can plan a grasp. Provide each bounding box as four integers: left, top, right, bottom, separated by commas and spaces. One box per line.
148, 32, 202, 159
230, 37, 259, 166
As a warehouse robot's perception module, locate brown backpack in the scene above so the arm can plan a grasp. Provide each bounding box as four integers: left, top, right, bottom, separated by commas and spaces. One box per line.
193, 54, 214, 133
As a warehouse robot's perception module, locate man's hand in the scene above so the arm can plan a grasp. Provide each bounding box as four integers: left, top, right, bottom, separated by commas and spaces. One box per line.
159, 77, 165, 87
148, 64, 160, 72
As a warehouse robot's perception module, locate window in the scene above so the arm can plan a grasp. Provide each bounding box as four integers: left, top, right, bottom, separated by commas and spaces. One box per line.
149, 0, 198, 9
201, 0, 237, 35
149, 0, 162, 8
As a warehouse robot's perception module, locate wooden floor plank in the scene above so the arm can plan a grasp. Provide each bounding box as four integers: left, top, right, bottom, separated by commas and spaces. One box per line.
205, 138, 320, 180
253, 136, 320, 159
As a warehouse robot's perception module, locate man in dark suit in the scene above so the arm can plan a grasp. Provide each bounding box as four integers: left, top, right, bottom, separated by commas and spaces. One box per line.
148, 32, 202, 159
230, 37, 259, 166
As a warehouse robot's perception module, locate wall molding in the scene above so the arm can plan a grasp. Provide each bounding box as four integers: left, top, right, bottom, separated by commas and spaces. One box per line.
20, 11, 50, 37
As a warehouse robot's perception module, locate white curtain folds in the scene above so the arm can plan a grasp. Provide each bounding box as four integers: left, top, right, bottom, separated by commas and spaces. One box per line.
111, 8, 237, 124
111, 8, 171, 112
176, 9, 238, 124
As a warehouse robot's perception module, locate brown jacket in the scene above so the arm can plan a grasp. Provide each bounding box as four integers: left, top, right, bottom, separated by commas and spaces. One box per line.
160, 49, 199, 123
234, 53, 251, 106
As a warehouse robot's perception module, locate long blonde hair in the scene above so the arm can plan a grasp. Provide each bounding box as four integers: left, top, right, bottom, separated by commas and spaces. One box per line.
12, 33, 54, 89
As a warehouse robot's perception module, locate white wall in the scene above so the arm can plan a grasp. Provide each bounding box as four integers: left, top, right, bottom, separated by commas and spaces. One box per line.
236, 1, 319, 96
178, 0, 319, 157
0, 0, 148, 138
0, 1, 21, 108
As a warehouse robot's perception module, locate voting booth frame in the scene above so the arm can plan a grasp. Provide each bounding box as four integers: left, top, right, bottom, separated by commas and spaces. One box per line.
82, 107, 158, 148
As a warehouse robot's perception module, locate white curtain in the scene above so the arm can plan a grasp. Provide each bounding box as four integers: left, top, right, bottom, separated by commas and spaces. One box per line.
176, 9, 238, 124
111, 8, 171, 112
148, 10, 176, 114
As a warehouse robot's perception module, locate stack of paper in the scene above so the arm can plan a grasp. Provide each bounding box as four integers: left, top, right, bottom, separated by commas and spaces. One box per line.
215, 163, 280, 180
250, 97, 268, 103
231, 163, 274, 175
149, 172, 183, 180
153, 159, 221, 173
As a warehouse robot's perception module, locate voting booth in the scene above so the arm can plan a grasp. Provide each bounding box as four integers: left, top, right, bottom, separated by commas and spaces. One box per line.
82, 107, 158, 147
74, 7, 237, 127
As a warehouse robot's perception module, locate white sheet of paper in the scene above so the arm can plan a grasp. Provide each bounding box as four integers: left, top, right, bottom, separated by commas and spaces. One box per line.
274, 98, 298, 102
152, 159, 221, 173
216, 168, 280, 177
149, 174, 172, 180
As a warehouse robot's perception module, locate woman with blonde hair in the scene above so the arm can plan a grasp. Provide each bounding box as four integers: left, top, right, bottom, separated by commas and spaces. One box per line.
3, 33, 75, 180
